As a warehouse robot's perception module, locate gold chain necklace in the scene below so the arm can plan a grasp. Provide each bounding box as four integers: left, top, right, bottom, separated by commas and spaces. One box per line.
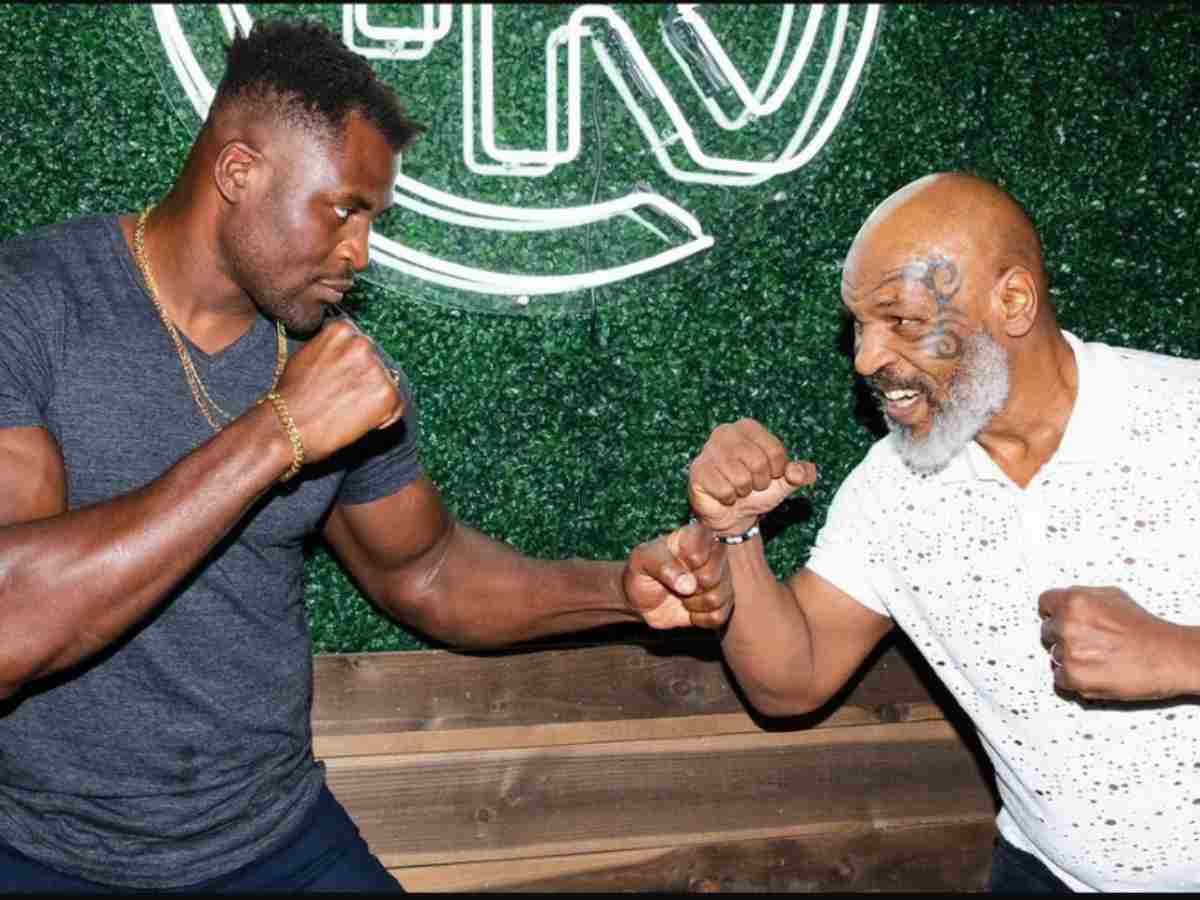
133, 207, 287, 432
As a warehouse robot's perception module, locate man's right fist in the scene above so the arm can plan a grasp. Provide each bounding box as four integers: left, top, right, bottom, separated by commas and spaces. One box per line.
688, 418, 818, 536
272, 318, 405, 464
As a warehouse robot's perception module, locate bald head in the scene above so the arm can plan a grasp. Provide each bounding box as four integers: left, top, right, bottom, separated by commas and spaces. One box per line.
845, 172, 1048, 323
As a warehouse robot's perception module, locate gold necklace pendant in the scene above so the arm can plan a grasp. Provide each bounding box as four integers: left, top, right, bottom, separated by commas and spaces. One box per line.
133, 207, 288, 432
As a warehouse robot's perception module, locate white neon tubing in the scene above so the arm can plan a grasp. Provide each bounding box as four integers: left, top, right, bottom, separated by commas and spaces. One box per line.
594, 4, 878, 185
354, 4, 451, 44
461, 4, 876, 183
391, 180, 705, 236
666, 5, 824, 132
343, 4, 452, 61
368, 232, 712, 296
660, 5, 800, 131
462, 5, 555, 175
345, 3, 451, 61
352, 5, 432, 60
154, 5, 215, 114
677, 4, 817, 120
392, 167, 707, 234
582, 4, 840, 177
473, 7, 585, 170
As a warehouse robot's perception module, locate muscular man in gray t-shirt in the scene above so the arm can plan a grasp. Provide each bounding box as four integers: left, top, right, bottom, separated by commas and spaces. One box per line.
0, 18, 729, 891
0, 213, 422, 885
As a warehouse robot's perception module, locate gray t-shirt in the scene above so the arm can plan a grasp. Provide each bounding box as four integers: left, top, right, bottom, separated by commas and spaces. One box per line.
0, 215, 423, 887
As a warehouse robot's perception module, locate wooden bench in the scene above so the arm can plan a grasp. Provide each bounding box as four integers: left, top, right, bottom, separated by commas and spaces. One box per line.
312, 632, 999, 892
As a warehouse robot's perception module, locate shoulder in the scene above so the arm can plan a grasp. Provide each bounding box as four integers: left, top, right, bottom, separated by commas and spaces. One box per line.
0, 215, 124, 305
0, 215, 117, 273
1107, 342, 1200, 389
1084, 338, 1200, 416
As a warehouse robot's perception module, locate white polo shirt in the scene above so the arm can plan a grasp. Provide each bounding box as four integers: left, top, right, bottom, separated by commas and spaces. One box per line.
806, 331, 1200, 892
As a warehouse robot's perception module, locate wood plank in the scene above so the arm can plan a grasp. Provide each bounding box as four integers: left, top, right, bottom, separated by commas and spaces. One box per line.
393, 819, 997, 892
324, 719, 997, 867
314, 703, 948, 757
313, 635, 946, 755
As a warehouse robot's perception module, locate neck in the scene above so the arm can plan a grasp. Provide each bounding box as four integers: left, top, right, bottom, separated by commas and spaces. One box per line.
975, 327, 1077, 488
126, 187, 259, 354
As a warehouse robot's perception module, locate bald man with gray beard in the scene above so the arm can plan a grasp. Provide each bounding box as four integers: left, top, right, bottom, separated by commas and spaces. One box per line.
654, 172, 1200, 891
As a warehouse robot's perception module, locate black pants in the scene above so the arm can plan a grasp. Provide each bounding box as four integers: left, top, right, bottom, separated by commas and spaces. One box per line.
987, 835, 1073, 893
0, 783, 402, 893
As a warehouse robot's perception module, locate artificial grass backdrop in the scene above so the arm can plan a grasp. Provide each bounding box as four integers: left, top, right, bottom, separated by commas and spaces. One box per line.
1, 4, 1196, 651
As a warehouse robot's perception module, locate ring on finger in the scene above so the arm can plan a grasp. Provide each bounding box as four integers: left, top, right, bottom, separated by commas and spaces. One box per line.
1049, 642, 1063, 669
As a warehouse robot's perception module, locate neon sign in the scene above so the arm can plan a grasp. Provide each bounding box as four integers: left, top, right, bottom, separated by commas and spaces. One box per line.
149, 4, 880, 312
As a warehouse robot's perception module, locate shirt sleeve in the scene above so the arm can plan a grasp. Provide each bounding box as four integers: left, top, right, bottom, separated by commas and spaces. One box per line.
333, 357, 424, 505
804, 462, 892, 618
0, 263, 56, 431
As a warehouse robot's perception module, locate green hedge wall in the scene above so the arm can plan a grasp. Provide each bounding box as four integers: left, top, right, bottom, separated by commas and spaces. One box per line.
1, 4, 1196, 652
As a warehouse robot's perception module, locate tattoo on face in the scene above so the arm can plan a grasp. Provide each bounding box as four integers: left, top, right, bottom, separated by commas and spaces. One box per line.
897, 257, 967, 362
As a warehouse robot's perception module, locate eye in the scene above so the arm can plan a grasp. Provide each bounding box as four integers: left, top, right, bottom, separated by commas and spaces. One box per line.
334, 206, 352, 222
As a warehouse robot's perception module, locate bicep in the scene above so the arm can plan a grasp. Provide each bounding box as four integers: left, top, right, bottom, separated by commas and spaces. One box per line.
322, 475, 453, 602
0, 426, 67, 527
787, 565, 894, 693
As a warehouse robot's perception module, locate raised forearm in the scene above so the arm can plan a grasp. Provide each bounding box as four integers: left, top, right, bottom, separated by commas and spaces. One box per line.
718, 541, 825, 715
385, 520, 640, 648
0, 403, 292, 697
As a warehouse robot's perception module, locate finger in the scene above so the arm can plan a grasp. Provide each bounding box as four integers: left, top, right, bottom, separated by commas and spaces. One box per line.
690, 458, 742, 508
784, 460, 819, 487
378, 408, 404, 430
681, 584, 732, 616
688, 605, 732, 630
321, 317, 362, 345
646, 532, 701, 597
724, 456, 763, 497
1038, 588, 1067, 619
1039, 617, 1059, 650
1051, 652, 1069, 689
673, 519, 721, 571
731, 418, 790, 479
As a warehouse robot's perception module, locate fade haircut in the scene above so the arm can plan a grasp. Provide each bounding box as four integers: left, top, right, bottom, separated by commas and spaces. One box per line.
210, 17, 425, 152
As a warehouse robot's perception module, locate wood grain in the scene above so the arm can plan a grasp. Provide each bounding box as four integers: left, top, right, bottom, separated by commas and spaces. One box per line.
393, 819, 997, 892
325, 720, 997, 867
312, 636, 947, 756
311, 633, 998, 892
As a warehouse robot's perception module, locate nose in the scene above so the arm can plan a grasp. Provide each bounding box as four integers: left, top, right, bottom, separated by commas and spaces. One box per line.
853, 323, 898, 378
339, 219, 371, 273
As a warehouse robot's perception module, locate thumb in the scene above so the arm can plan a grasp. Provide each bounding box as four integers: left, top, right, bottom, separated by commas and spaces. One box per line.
784, 460, 819, 487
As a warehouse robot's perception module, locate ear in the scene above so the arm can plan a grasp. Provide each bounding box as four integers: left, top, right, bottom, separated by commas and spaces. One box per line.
213, 140, 263, 204
993, 265, 1038, 338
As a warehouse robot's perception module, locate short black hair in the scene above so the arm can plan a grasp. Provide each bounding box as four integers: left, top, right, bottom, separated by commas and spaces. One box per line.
212, 17, 424, 152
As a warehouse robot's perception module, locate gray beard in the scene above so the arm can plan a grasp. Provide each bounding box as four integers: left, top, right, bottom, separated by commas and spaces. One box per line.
885, 331, 1011, 474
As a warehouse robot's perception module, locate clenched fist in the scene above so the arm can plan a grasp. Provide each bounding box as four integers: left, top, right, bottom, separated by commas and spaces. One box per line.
1039, 585, 1197, 701
689, 418, 818, 536
623, 519, 732, 630
270, 318, 405, 464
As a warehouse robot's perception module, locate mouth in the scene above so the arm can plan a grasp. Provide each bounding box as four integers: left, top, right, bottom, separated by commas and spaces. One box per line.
882, 389, 928, 426
871, 381, 933, 428
316, 279, 354, 302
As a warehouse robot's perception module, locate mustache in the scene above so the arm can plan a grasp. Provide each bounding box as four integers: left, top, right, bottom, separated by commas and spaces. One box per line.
867, 372, 936, 398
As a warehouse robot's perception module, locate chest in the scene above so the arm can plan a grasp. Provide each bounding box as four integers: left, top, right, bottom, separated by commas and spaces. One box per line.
47, 313, 342, 549
878, 455, 1200, 645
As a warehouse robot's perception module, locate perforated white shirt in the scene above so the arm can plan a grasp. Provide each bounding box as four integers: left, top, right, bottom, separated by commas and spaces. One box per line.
806, 331, 1200, 891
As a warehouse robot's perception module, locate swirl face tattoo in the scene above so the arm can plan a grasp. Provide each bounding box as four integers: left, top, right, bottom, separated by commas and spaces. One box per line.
847, 255, 1010, 473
